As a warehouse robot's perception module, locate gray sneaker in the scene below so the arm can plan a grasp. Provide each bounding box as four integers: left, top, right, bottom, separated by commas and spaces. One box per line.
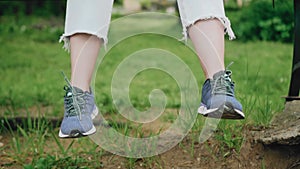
59, 74, 98, 138
198, 70, 245, 119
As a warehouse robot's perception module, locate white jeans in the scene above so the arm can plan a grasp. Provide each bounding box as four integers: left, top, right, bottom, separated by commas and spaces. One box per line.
60, 0, 235, 51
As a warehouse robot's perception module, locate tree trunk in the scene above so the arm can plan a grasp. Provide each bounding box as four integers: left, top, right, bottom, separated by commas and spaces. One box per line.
287, 0, 300, 101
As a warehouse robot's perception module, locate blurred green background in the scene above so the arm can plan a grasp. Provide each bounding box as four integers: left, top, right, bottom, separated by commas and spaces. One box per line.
0, 0, 293, 121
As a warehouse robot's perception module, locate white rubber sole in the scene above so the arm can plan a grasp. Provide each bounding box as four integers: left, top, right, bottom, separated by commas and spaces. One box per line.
58, 106, 99, 138
198, 103, 245, 120
58, 126, 96, 138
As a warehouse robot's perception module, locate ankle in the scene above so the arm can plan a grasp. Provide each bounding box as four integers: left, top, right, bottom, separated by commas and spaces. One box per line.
70, 83, 90, 92
205, 70, 225, 79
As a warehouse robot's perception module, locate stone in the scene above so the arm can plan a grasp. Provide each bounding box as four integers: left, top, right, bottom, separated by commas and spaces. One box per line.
254, 100, 300, 145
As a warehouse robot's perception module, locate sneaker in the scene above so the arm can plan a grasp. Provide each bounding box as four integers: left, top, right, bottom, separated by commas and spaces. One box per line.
85, 87, 99, 120
59, 74, 98, 138
198, 70, 245, 119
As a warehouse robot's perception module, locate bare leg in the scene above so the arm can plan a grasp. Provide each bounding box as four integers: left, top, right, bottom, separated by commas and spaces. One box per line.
70, 33, 102, 92
188, 19, 225, 79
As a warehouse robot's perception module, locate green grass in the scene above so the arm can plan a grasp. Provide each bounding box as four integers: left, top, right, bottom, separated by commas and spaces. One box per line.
0, 14, 294, 168
0, 16, 292, 120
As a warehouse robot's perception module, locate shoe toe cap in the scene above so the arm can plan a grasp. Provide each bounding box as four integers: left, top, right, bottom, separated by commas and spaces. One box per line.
209, 95, 243, 111
60, 114, 94, 135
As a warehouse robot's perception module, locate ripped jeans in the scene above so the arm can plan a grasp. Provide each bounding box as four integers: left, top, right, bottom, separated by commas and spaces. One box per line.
59, 0, 235, 51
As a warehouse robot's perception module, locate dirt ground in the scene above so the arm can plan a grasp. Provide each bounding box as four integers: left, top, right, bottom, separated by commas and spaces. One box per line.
1, 104, 300, 169
1, 127, 300, 169
98, 130, 300, 169
99, 101, 300, 169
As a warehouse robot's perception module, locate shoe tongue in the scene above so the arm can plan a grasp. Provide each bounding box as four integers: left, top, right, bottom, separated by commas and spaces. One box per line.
72, 86, 84, 93
213, 70, 233, 83
74, 86, 92, 95
213, 71, 226, 79
65, 86, 85, 97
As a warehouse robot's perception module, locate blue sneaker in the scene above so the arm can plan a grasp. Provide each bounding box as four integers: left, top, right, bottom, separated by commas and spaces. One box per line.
198, 70, 245, 119
59, 74, 98, 138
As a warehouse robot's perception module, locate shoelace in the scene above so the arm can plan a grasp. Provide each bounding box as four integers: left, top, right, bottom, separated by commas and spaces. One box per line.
64, 86, 86, 118
211, 62, 235, 97
211, 71, 234, 96
61, 72, 85, 120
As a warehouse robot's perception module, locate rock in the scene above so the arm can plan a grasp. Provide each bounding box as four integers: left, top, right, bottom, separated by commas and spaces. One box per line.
254, 100, 300, 145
